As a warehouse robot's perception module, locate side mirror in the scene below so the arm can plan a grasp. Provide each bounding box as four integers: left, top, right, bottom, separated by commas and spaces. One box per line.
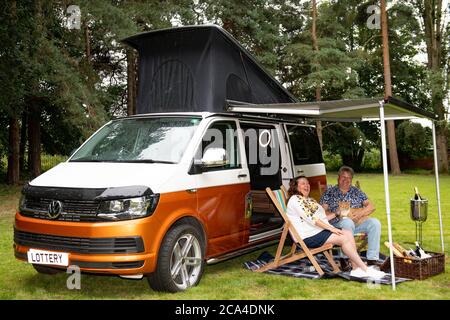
201, 148, 229, 168
189, 148, 229, 175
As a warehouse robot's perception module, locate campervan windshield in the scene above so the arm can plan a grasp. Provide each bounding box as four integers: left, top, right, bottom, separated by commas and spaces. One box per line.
70, 117, 201, 163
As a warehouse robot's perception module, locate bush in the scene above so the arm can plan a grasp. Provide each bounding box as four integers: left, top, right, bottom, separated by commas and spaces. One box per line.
396, 121, 432, 160
361, 148, 381, 171
41, 154, 68, 172
323, 149, 382, 172
323, 150, 342, 171
0, 156, 6, 183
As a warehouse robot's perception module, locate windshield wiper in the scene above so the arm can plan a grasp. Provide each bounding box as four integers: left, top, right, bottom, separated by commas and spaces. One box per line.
118, 159, 176, 164
70, 159, 104, 162
69, 159, 176, 164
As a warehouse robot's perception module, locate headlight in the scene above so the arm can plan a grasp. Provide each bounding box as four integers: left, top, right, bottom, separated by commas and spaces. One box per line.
18, 194, 26, 211
97, 194, 159, 221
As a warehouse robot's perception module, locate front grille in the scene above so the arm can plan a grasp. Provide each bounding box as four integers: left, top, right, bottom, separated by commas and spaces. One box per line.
14, 229, 145, 254
21, 197, 102, 222
71, 260, 145, 269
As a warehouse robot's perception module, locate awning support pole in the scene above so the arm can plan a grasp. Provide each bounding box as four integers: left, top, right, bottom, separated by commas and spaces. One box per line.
379, 100, 396, 290
431, 121, 445, 252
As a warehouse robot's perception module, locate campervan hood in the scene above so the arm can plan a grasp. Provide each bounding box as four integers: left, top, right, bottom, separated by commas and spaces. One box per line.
29, 162, 177, 192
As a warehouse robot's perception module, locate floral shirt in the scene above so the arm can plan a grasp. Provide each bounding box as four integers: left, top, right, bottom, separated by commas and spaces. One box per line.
286, 195, 330, 241
296, 196, 320, 222
319, 185, 368, 213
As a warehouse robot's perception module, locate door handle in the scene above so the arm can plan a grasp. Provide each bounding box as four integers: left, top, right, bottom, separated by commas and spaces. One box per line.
238, 174, 248, 178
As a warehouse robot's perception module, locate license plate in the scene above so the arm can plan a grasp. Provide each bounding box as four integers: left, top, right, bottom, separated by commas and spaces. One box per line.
27, 249, 69, 266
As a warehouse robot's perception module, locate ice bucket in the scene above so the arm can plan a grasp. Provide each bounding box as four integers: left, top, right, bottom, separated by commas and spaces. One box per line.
410, 199, 428, 222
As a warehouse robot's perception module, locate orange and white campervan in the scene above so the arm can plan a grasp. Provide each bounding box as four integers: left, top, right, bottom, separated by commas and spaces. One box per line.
14, 26, 327, 292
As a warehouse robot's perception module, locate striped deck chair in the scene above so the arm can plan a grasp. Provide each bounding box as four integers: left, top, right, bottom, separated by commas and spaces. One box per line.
256, 187, 340, 276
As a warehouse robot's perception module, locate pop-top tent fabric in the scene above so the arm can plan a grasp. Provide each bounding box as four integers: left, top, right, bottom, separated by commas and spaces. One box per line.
122, 25, 296, 114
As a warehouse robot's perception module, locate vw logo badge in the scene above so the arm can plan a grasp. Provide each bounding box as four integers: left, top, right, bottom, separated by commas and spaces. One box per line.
48, 200, 63, 219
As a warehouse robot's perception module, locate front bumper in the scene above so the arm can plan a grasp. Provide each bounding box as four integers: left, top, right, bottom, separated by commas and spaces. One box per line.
14, 212, 158, 275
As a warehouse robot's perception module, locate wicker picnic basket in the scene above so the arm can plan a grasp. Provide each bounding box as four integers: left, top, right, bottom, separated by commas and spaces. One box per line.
381, 251, 445, 280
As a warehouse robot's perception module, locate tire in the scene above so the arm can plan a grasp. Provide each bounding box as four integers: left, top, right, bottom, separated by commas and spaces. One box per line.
32, 264, 62, 275
147, 223, 205, 292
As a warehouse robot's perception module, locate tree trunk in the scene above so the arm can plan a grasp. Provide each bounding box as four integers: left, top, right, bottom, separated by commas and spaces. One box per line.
127, 48, 137, 116
436, 122, 448, 172
381, 0, 401, 175
85, 25, 91, 63
7, 117, 20, 185
422, 0, 448, 173
6, 1, 20, 185
83, 23, 97, 122
341, 150, 364, 172
28, 101, 41, 179
25, 0, 43, 179
19, 110, 28, 171
312, 0, 323, 151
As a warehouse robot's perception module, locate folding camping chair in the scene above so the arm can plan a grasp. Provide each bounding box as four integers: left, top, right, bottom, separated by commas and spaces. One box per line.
255, 187, 340, 276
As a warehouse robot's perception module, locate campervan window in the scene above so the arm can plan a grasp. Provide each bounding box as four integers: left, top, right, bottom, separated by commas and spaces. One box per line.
198, 120, 241, 171
70, 117, 200, 163
287, 125, 323, 165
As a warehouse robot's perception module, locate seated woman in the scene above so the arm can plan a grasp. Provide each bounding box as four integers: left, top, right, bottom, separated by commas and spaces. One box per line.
286, 176, 385, 279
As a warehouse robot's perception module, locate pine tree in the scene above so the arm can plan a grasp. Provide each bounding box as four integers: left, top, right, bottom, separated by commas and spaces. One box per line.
412, 0, 448, 173
381, 0, 401, 175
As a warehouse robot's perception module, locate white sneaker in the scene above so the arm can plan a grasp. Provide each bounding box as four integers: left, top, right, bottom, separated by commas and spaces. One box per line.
366, 268, 386, 279
368, 265, 380, 271
350, 268, 368, 278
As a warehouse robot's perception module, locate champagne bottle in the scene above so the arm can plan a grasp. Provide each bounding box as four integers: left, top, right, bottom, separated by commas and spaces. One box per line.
415, 241, 431, 259
406, 249, 418, 258
414, 187, 422, 201
414, 241, 422, 258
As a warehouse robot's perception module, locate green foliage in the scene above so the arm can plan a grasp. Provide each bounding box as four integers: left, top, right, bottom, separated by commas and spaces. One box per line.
41, 154, 68, 172
0, 116, 7, 173
361, 148, 381, 171
322, 150, 342, 171
199, 0, 288, 74
0, 0, 199, 165
396, 121, 433, 160
325, 146, 381, 172
322, 122, 371, 171
280, 0, 438, 167
282, 0, 363, 101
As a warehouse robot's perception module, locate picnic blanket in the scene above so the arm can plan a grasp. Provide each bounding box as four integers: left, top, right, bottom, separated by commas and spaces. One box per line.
244, 251, 411, 285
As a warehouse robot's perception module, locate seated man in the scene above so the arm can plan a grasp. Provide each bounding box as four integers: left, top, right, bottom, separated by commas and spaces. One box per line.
319, 166, 382, 266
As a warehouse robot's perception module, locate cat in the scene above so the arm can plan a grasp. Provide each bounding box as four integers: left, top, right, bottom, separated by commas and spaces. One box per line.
338, 201, 368, 226
338, 201, 350, 217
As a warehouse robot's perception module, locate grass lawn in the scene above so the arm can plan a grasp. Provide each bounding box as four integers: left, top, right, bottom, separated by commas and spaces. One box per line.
0, 174, 449, 300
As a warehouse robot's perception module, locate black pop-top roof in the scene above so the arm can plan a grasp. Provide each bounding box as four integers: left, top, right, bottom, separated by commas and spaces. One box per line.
122, 25, 296, 114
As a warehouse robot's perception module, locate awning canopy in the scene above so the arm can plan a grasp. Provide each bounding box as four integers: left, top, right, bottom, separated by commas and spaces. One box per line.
227, 96, 438, 122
